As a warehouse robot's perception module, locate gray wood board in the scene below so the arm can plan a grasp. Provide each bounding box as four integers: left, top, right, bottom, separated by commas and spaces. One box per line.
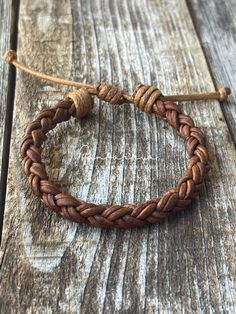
0, 0, 235, 313
0, 0, 19, 236
187, 0, 236, 146
0, 0, 11, 166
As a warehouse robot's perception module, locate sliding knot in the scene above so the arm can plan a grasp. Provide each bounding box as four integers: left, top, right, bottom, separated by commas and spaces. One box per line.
132, 84, 163, 113
96, 83, 125, 105
67, 88, 93, 118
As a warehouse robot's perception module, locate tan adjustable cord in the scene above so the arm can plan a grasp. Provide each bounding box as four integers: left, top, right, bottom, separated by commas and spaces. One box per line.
3, 50, 231, 103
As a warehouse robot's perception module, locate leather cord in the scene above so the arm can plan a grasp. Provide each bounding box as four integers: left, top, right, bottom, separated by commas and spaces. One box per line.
20, 85, 210, 228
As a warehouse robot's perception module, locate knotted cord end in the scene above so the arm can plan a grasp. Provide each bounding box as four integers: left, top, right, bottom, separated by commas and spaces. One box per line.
3, 49, 17, 64
218, 87, 231, 101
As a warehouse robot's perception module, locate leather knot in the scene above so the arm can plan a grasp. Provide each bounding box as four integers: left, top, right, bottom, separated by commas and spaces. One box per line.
96, 83, 125, 105
218, 87, 231, 101
132, 84, 163, 113
3, 49, 17, 64
67, 88, 93, 118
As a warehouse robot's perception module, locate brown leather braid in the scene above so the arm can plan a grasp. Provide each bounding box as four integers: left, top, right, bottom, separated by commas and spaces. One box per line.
19, 84, 210, 228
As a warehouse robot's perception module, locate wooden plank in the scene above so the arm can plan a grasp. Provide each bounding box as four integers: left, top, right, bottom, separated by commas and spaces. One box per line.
187, 0, 236, 146
0, 0, 235, 312
0, 0, 19, 236
0, 0, 11, 176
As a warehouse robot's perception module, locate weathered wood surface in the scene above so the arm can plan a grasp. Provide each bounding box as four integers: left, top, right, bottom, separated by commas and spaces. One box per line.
0, 1, 10, 163
0, 0, 18, 235
187, 0, 236, 146
0, 0, 235, 313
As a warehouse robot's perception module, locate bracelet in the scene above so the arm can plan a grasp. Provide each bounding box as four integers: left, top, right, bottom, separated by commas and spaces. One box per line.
4, 50, 230, 228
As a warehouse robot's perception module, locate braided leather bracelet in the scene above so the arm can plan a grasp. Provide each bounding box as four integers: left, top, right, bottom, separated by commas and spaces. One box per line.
4, 50, 230, 228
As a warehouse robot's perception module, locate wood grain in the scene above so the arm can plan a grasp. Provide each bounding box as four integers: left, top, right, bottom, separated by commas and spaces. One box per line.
0, 0, 11, 176
187, 0, 236, 146
0, 0, 18, 236
0, 0, 10, 162
0, 0, 235, 312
